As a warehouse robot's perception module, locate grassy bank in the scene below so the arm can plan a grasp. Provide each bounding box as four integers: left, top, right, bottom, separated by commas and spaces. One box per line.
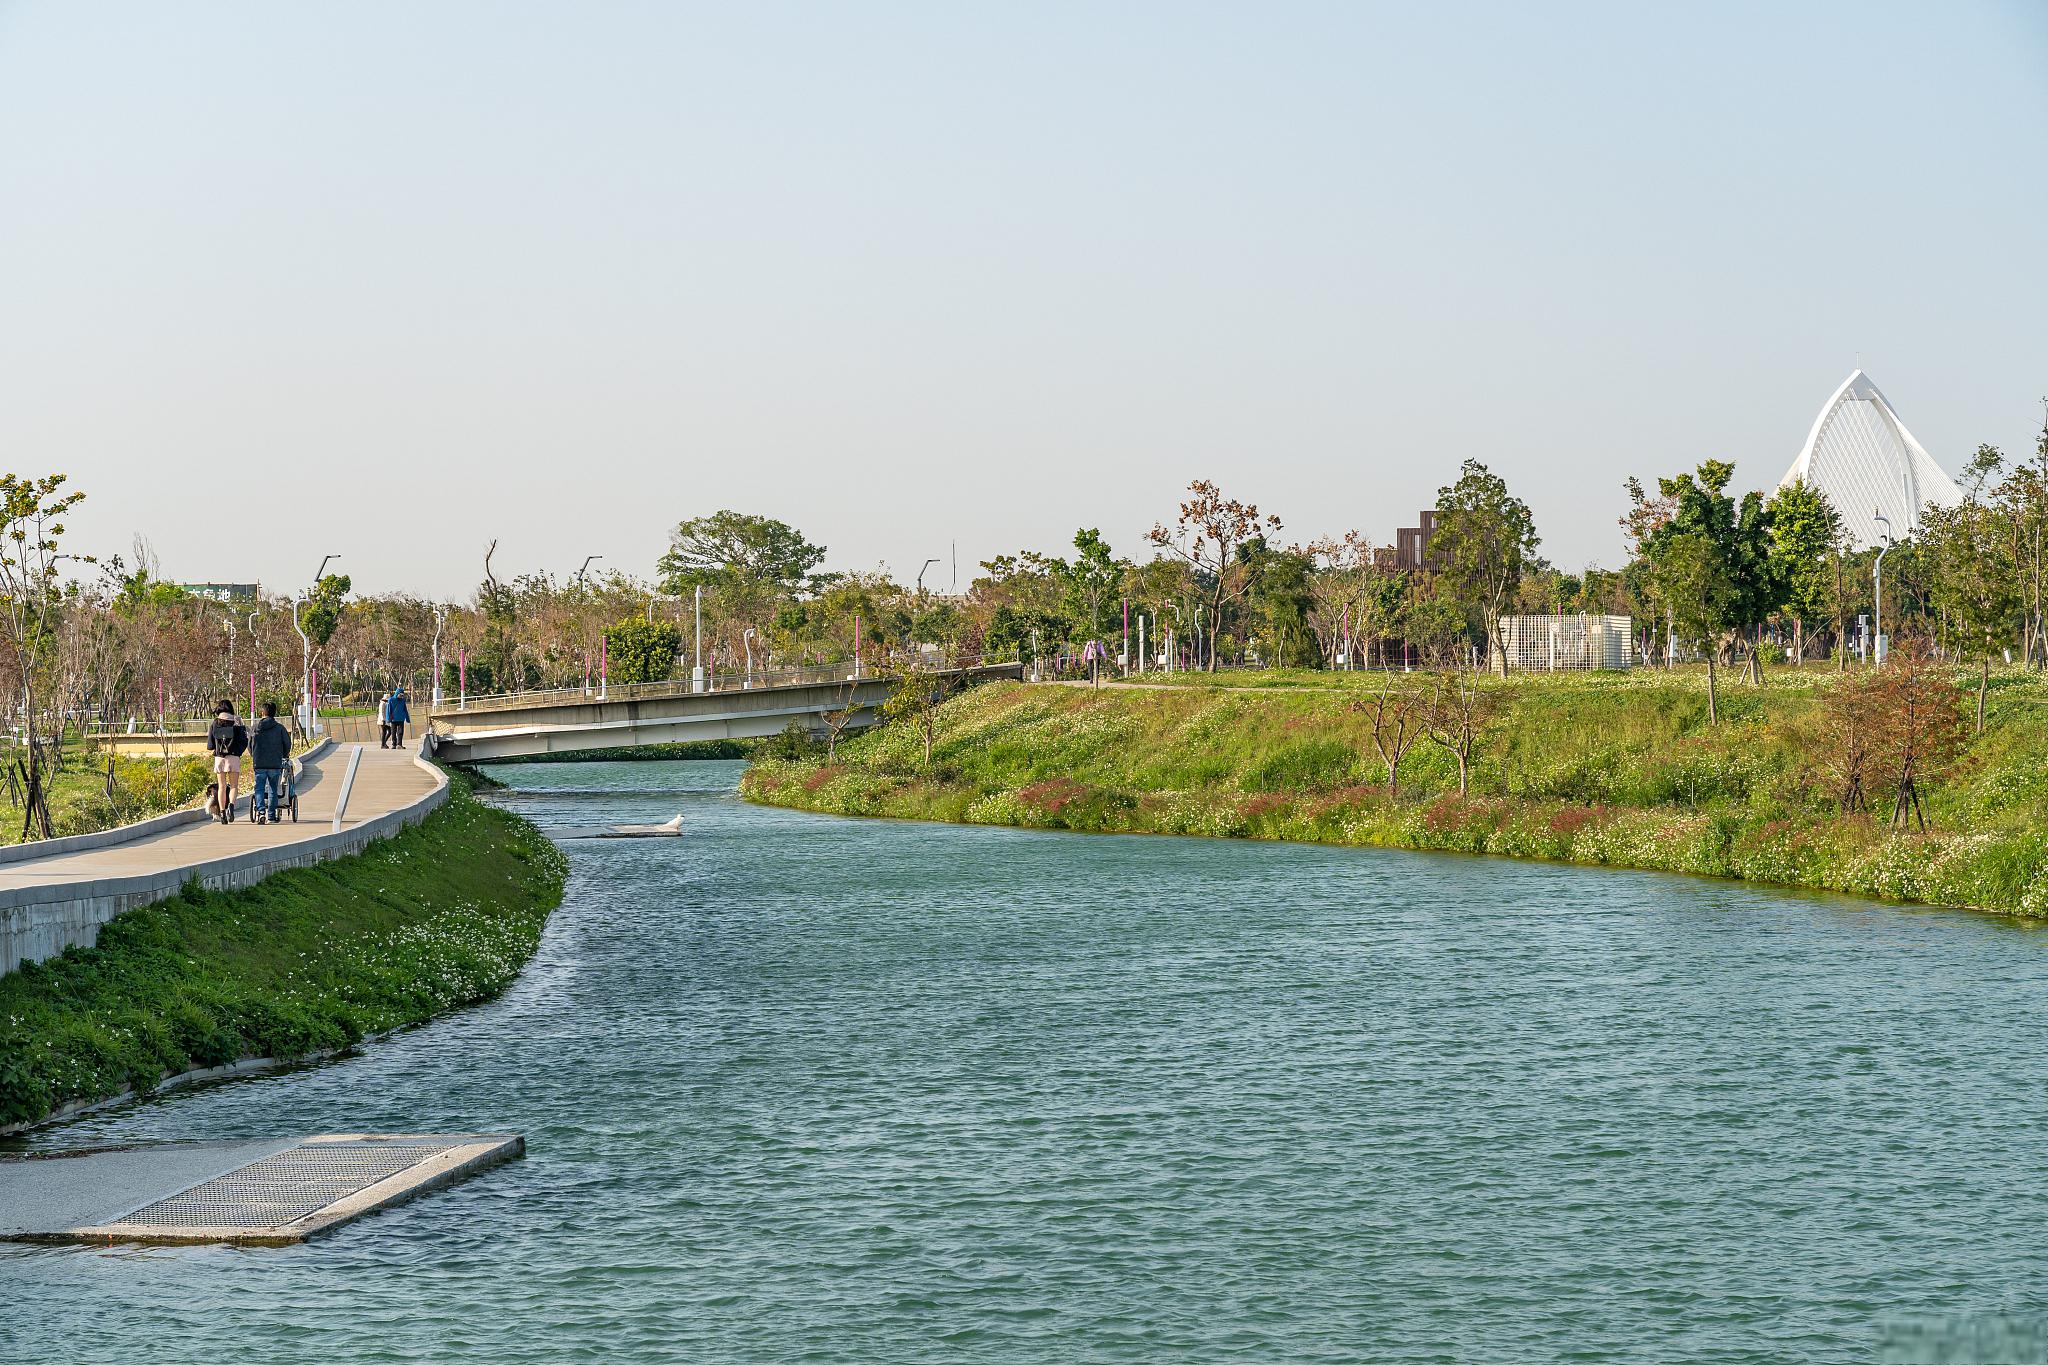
0, 768, 568, 1129
0, 749, 214, 846
743, 671, 2048, 917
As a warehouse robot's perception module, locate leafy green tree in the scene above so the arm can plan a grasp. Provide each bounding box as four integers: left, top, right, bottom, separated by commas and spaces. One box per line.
657, 512, 826, 598
603, 619, 682, 685
1766, 479, 1843, 665
1640, 460, 1778, 707
1241, 538, 1316, 667
1430, 460, 1539, 676
881, 660, 950, 767
1648, 530, 1739, 723
1923, 447, 2022, 732
300, 573, 351, 649
1061, 528, 1122, 652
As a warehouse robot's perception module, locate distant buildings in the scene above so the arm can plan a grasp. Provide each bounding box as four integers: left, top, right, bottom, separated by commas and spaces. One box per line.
1394, 511, 1437, 569
1775, 370, 1962, 549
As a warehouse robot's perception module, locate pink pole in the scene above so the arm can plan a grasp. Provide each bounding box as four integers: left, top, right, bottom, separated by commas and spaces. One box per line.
458, 647, 467, 708
599, 637, 607, 695
855, 614, 863, 675
1123, 600, 1130, 675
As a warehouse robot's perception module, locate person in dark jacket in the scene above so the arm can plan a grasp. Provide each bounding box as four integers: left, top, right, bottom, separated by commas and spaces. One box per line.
248, 701, 293, 824
204, 701, 250, 823
385, 687, 411, 750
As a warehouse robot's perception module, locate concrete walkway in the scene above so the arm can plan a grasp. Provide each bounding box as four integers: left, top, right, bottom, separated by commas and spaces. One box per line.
0, 742, 449, 975
0, 743, 438, 898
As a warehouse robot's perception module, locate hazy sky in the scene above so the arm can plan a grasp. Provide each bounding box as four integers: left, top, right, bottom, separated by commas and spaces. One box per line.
2, 2, 2043, 599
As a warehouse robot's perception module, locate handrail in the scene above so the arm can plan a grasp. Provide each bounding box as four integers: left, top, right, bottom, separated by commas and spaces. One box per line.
428, 655, 1022, 716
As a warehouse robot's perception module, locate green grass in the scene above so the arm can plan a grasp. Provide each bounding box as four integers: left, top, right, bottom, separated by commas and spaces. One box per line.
0, 768, 568, 1129
0, 749, 214, 846
743, 668, 2048, 918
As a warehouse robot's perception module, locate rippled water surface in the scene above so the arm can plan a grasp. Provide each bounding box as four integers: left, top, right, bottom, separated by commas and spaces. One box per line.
6, 759, 2048, 1363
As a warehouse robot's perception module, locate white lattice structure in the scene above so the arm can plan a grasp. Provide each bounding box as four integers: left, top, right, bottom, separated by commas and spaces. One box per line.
1498, 614, 1632, 671
1777, 370, 1961, 549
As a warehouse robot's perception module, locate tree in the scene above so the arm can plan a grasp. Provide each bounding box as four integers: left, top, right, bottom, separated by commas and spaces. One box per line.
1647, 531, 1739, 723
603, 619, 682, 685
301, 573, 351, 650
1923, 447, 2022, 733
1639, 460, 1777, 716
0, 474, 90, 838
1867, 644, 1967, 832
1430, 460, 1538, 677
1147, 480, 1281, 671
1241, 538, 1316, 667
658, 512, 826, 599
1422, 669, 1503, 796
1354, 677, 1423, 796
881, 660, 950, 767
1766, 480, 1843, 666
1062, 529, 1122, 682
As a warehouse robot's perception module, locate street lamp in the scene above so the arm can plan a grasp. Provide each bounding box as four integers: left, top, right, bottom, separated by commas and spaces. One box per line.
1872, 511, 1893, 666
692, 585, 705, 693
917, 558, 940, 594
577, 555, 603, 589
742, 627, 757, 689
431, 605, 447, 707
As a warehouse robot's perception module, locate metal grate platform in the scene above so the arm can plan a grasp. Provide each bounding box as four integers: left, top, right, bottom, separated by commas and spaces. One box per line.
116, 1137, 449, 1229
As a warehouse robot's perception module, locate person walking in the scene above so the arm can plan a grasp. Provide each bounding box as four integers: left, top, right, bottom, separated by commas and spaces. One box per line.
248, 701, 292, 824
377, 691, 392, 748
385, 686, 411, 750
205, 700, 250, 823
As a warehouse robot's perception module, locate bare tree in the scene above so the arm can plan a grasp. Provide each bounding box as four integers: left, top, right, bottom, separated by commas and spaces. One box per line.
1353, 676, 1423, 796
1422, 668, 1503, 797
1147, 480, 1280, 671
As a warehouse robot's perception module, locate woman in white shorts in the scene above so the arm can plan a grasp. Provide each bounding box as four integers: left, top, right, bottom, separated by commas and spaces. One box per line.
205, 702, 250, 823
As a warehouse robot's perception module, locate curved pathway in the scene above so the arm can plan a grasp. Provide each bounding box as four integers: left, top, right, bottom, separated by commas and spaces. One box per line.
0, 743, 445, 974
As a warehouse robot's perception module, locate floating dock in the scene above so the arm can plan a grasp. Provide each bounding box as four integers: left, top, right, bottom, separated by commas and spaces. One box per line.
0, 1132, 521, 1246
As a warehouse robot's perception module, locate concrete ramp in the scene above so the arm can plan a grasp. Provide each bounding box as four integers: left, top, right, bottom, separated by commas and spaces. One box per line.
1, 1132, 520, 1246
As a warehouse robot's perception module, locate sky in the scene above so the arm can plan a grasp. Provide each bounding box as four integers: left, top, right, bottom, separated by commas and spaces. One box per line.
0, 1, 2043, 600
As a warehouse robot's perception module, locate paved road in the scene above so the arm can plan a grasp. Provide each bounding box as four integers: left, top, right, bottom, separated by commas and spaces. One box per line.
0, 742, 438, 897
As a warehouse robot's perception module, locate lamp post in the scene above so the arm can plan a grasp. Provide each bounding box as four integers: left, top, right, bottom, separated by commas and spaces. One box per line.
431, 605, 447, 707
692, 585, 705, 693
742, 627, 756, 689
1872, 511, 1894, 666
577, 555, 603, 590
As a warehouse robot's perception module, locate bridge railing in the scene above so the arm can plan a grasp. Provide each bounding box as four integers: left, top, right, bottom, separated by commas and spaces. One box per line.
429, 654, 1022, 717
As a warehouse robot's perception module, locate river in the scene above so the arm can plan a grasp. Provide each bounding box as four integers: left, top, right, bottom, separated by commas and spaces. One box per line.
4, 759, 2047, 1363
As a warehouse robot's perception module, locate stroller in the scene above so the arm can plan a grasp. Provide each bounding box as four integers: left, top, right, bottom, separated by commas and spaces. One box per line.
255, 761, 301, 825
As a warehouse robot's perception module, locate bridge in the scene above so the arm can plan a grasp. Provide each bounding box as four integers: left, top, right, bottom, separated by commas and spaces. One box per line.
426, 661, 1024, 763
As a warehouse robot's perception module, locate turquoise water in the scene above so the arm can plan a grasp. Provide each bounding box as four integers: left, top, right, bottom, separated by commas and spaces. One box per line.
5, 759, 2048, 1363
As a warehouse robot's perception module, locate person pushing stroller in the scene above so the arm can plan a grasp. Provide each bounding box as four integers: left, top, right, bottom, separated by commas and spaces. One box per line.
249, 701, 293, 824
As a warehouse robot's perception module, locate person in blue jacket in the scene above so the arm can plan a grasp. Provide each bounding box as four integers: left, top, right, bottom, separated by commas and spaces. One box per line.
384, 686, 411, 750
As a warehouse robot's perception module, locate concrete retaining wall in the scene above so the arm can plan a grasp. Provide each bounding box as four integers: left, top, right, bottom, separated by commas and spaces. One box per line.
0, 742, 445, 977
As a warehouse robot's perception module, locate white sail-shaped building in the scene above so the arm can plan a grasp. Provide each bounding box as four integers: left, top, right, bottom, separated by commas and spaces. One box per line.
1777, 370, 1962, 548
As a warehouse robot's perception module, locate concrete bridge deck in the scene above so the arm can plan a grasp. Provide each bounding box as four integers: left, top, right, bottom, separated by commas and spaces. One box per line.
429, 660, 1023, 762
0, 742, 447, 975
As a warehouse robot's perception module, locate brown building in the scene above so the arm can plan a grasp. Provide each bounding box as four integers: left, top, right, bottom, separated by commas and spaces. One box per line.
1394, 511, 1437, 569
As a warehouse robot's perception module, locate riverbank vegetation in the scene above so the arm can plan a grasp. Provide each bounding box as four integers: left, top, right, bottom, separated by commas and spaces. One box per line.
743, 671, 2048, 918
0, 769, 567, 1130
